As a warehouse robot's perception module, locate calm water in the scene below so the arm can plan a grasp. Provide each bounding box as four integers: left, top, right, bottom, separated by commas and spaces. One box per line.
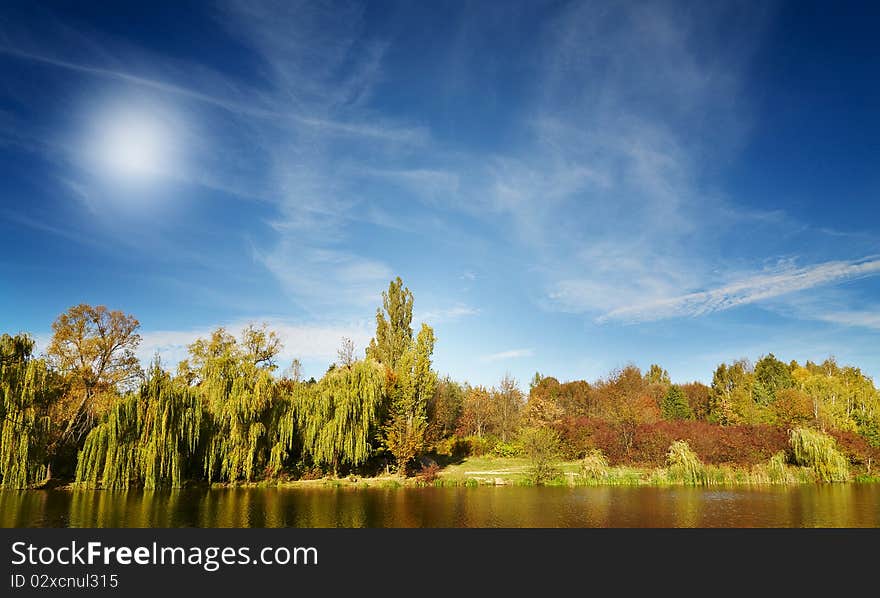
2, 485, 879, 527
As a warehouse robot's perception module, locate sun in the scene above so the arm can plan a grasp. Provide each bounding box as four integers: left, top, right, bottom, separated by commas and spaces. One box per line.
85, 101, 176, 184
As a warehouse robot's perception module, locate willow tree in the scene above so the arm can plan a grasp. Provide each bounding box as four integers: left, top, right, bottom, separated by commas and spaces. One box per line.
297, 360, 385, 475
75, 361, 202, 490
0, 334, 54, 488
367, 278, 437, 474
192, 325, 282, 483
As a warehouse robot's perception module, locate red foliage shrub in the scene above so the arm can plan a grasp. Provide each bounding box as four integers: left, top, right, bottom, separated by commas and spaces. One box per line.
417, 462, 441, 484
557, 418, 789, 466
828, 430, 880, 465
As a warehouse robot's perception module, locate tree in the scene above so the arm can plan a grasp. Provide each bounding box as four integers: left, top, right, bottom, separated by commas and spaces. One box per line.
754, 353, 793, 404
296, 360, 385, 476
368, 278, 437, 474
47, 304, 142, 446
459, 386, 494, 438
240, 323, 282, 370
0, 334, 57, 488
337, 337, 356, 368
366, 277, 413, 370
661, 385, 693, 420
427, 376, 464, 442
681, 382, 711, 420
76, 359, 202, 490
188, 326, 283, 483
709, 360, 752, 424
645, 364, 671, 386
519, 426, 561, 485
524, 376, 564, 427
288, 358, 303, 383
593, 365, 659, 452
493, 374, 524, 442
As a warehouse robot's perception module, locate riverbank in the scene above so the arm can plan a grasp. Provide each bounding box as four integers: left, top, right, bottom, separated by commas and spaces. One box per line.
27, 454, 880, 492
197, 455, 880, 489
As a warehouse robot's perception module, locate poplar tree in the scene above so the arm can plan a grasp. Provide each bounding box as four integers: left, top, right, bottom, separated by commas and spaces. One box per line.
368, 278, 437, 474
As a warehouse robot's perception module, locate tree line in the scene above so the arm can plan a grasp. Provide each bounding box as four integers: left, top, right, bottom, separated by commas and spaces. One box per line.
1, 277, 878, 489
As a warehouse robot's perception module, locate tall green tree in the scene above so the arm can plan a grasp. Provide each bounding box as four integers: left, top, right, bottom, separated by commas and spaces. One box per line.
661, 385, 693, 420
368, 278, 437, 474
754, 353, 793, 404
366, 277, 414, 370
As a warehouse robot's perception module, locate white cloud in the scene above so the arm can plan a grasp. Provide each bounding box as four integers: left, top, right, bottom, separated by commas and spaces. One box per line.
812, 310, 880, 331
480, 348, 534, 362
597, 257, 880, 323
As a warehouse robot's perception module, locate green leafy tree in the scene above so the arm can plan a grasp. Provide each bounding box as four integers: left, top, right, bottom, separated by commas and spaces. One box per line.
75, 359, 202, 490
754, 353, 794, 404
368, 278, 437, 474
645, 364, 671, 386
296, 360, 385, 476
519, 426, 562, 485
0, 334, 56, 488
661, 385, 693, 420
366, 277, 414, 370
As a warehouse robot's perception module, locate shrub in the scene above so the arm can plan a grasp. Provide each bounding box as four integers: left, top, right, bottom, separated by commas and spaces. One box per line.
580, 449, 609, 482
417, 462, 441, 484
789, 427, 849, 482
666, 440, 706, 485
492, 441, 520, 458
518, 427, 562, 485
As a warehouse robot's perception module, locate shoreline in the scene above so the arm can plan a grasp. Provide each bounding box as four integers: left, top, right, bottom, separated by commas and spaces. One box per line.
15, 456, 880, 491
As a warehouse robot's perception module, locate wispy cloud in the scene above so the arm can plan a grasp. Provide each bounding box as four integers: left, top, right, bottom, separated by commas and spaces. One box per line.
415, 304, 479, 325
480, 348, 534, 362
812, 310, 880, 331
597, 257, 880, 323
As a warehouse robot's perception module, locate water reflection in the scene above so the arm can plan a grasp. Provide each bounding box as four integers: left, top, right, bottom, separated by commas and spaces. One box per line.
2, 485, 879, 528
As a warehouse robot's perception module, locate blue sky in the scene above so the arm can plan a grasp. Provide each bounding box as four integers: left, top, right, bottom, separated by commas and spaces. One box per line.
1, 1, 879, 387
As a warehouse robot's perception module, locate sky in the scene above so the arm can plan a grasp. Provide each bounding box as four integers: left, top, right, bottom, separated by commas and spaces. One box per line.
1, 0, 879, 388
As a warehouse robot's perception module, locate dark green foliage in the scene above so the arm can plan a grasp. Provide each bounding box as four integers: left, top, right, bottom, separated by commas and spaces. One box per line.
661, 385, 693, 420
754, 353, 794, 403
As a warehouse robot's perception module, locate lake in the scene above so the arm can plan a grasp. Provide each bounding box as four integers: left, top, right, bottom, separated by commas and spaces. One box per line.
2, 485, 879, 527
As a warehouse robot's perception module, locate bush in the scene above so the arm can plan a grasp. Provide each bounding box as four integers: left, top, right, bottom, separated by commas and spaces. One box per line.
665, 440, 706, 485
580, 449, 609, 482
557, 418, 789, 466
518, 427, 562, 485
789, 427, 849, 482
492, 441, 520, 458
417, 462, 441, 484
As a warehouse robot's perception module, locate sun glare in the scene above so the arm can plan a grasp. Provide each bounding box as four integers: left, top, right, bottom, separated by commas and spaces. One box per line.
84, 101, 177, 185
